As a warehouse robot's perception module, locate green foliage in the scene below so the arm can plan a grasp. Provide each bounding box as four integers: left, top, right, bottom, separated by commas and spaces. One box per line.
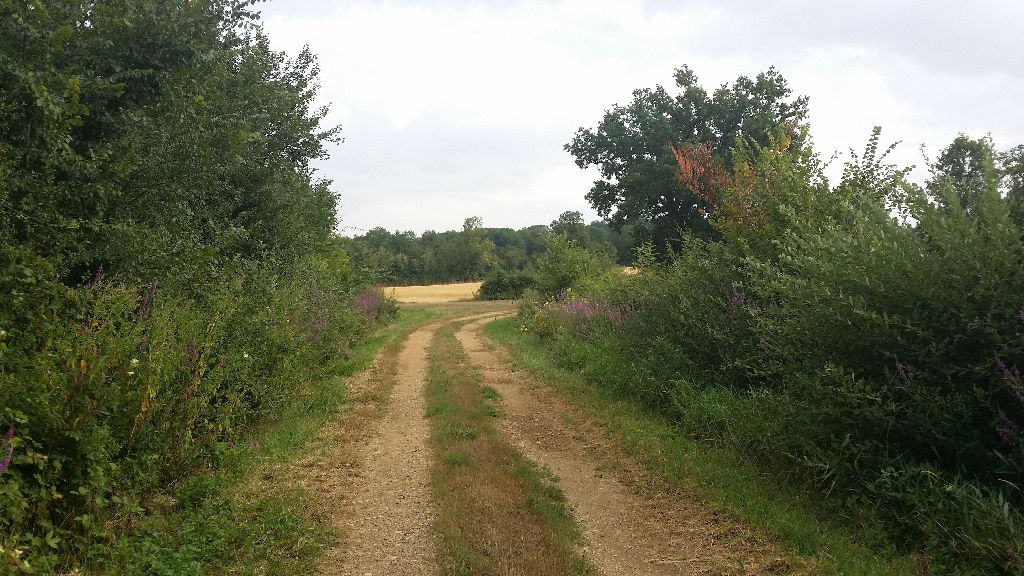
488, 317, 914, 575
478, 265, 534, 300
0, 1, 385, 571
344, 215, 634, 286
0, 0, 339, 286
1002, 145, 1024, 228
110, 485, 332, 576
523, 126, 1024, 574
929, 135, 1001, 216
530, 234, 617, 297
565, 65, 808, 252
0, 249, 385, 571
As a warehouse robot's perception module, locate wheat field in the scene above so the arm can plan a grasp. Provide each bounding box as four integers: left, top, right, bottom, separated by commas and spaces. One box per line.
384, 281, 482, 303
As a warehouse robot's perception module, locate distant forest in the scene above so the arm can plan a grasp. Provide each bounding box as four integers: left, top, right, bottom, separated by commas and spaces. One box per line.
342, 211, 637, 285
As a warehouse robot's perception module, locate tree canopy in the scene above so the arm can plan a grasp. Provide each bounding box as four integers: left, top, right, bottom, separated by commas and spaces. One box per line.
0, 0, 339, 289
343, 213, 635, 286
565, 65, 808, 252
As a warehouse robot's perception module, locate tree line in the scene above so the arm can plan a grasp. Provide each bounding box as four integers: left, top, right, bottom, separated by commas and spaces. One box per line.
342, 212, 637, 287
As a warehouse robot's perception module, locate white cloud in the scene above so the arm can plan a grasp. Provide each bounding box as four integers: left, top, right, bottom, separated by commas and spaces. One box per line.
260, 0, 1024, 235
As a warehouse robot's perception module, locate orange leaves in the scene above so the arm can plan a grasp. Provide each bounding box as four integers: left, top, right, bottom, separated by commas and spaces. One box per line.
669, 142, 766, 234
670, 142, 730, 209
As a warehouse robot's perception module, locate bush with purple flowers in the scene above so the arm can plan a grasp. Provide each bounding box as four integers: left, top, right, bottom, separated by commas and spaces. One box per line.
353, 287, 397, 320
0, 245, 385, 572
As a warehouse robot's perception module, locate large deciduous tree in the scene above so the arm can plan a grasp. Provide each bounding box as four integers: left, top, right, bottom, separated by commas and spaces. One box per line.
565, 66, 808, 252
1000, 144, 1024, 228
0, 0, 340, 288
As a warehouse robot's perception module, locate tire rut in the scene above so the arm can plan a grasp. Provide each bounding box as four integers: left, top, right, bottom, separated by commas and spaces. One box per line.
456, 317, 803, 576
313, 311, 509, 576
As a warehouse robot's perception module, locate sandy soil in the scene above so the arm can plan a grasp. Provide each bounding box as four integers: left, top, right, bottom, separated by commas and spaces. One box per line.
294, 310, 511, 576
384, 281, 482, 303
456, 316, 803, 576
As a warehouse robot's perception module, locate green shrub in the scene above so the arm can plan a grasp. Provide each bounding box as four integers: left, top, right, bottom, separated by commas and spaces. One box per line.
0, 2, 384, 571
479, 266, 535, 300
531, 234, 617, 297
520, 130, 1024, 574
0, 247, 383, 571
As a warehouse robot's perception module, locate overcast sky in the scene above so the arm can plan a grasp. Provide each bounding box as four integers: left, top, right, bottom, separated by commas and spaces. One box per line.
258, 0, 1024, 236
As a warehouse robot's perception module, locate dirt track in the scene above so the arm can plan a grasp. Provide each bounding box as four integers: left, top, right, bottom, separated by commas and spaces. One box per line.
310, 309, 509, 576
455, 316, 799, 576
295, 301, 800, 575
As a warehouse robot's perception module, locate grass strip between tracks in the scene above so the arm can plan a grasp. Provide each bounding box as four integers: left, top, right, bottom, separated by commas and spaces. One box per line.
426, 322, 594, 576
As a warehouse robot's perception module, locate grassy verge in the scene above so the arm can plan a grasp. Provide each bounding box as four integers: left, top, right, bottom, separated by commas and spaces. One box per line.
104, 307, 438, 575
485, 317, 916, 576
426, 323, 594, 576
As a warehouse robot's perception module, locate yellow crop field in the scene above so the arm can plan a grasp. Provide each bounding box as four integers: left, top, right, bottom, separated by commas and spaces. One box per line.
384, 281, 482, 303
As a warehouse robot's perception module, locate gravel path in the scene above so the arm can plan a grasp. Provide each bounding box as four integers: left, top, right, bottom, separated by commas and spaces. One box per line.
314, 311, 510, 576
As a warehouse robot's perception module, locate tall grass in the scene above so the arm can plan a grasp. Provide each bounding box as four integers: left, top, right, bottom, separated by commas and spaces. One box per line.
0, 245, 395, 572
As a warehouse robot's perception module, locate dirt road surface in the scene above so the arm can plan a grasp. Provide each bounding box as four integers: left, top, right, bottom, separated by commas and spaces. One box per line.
455, 315, 799, 576
283, 299, 800, 576
310, 310, 510, 576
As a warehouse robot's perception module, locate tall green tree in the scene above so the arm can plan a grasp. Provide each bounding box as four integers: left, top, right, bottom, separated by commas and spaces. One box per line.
549, 210, 587, 244
928, 135, 1000, 215
1000, 144, 1024, 228
0, 0, 340, 288
565, 66, 808, 252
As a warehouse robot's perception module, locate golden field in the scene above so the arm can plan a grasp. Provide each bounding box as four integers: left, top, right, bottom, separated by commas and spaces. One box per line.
384, 281, 482, 303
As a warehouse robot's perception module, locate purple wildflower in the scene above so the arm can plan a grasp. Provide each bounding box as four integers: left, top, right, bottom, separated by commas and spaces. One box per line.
895, 360, 910, 382
250, 441, 260, 459
218, 358, 226, 369
551, 297, 629, 326
0, 426, 13, 474
997, 409, 1018, 443
136, 281, 158, 319
304, 317, 329, 343
354, 289, 386, 319
730, 287, 747, 311
996, 356, 1021, 387
568, 299, 598, 320
1018, 309, 1024, 323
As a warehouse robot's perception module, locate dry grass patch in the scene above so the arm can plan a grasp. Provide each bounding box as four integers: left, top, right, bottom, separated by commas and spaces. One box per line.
386, 281, 483, 303
426, 324, 594, 576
